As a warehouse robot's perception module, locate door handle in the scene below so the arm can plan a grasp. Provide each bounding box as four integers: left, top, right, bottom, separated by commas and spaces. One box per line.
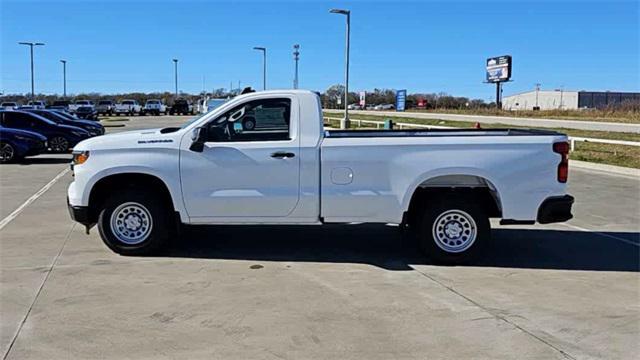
271, 151, 295, 159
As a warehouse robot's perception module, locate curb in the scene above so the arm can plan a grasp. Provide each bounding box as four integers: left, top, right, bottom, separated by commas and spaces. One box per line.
571, 160, 640, 178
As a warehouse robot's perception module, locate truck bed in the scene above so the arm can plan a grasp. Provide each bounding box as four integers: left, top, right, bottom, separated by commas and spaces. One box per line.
325, 128, 562, 138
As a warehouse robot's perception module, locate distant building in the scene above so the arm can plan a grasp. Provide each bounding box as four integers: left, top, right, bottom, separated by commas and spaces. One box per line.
502, 90, 640, 110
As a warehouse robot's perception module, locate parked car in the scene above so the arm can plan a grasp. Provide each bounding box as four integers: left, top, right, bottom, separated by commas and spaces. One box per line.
66, 90, 573, 264
27, 100, 46, 109
69, 100, 95, 113
0, 110, 90, 153
1, 102, 19, 110
169, 99, 194, 115
75, 106, 99, 120
96, 100, 115, 116
24, 109, 104, 137
48, 100, 71, 110
114, 100, 142, 116
347, 104, 362, 110
142, 99, 167, 116
0, 126, 47, 163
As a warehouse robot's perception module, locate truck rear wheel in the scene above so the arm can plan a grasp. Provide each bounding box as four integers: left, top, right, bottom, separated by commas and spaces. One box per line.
97, 189, 170, 255
417, 195, 489, 265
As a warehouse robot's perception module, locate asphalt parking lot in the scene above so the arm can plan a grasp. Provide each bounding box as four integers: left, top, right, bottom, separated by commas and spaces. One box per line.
1, 115, 639, 360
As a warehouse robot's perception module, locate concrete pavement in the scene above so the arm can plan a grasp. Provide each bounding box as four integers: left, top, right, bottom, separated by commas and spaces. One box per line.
325, 109, 640, 133
1, 115, 638, 359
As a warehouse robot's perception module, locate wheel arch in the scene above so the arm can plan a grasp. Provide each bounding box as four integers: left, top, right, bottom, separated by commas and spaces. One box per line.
87, 172, 178, 224
403, 172, 503, 227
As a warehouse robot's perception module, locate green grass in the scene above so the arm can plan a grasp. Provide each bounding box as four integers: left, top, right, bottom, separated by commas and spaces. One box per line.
323, 113, 640, 169
404, 108, 640, 124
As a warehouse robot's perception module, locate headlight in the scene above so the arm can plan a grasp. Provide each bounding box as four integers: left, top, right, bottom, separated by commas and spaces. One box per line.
72, 151, 90, 165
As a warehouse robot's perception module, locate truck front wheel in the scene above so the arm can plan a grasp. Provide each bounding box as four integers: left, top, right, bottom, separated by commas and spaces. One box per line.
417, 195, 489, 265
97, 189, 170, 255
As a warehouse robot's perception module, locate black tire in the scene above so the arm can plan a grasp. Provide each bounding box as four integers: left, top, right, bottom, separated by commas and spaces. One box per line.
97, 188, 171, 255
0, 141, 16, 163
417, 194, 490, 265
49, 136, 70, 153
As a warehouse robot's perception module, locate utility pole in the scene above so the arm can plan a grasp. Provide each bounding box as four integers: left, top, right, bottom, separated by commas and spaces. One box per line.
535, 83, 541, 109
293, 44, 300, 89
559, 85, 564, 109
172, 59, 179, 97
60, 60, 67, 97
18, 42, 45, 100
330, 8, 351, 129
253, 47, 266, 90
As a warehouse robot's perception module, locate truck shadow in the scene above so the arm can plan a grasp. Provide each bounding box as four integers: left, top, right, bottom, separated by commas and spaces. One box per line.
168, 225, 640, 272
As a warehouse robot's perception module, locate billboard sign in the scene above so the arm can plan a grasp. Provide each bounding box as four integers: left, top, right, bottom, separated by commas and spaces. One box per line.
486, 55, 512, 83
396, 89, 407, 112
359, 91, 366, 107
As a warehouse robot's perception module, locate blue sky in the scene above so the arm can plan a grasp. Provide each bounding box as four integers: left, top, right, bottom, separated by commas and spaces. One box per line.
1, 0, 638, 100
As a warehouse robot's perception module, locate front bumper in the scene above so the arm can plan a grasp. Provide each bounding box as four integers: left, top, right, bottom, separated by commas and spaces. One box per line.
537, 195, 574, 224
67, 197, 93, 226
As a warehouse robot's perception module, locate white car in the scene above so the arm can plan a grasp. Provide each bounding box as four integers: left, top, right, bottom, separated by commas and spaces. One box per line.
67, 90, 573, 264
69, 100, 94, 113
1, 102, 18, 110
27, 100, 46, 109
142, 99, 167, 116
113, 100, 142, 116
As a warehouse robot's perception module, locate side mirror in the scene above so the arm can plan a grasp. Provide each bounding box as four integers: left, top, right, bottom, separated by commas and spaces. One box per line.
189, 126, 207, 152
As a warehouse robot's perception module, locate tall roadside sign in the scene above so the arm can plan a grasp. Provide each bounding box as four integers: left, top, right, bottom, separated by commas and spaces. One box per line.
396, 89, 407, 112
359, 91, 366, 108
485, 55, 512, 109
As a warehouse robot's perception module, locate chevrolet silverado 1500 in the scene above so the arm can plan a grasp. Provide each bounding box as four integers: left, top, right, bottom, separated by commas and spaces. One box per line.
67, 90, 574, 264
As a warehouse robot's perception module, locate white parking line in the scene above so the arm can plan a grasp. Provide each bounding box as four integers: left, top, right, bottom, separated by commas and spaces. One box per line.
562, 223, 640, 247
0, 168, 70, 231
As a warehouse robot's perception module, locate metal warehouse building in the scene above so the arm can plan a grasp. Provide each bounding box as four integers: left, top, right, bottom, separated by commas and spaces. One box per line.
502, 90, 640, 110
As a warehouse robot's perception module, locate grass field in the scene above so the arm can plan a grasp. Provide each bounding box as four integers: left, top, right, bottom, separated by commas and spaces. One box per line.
323, 113, 640, 169
405, 107, 640, 124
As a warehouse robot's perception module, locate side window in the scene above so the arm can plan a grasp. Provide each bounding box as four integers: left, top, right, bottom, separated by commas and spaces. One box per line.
206, 98, 291, 142
3, 113, 27, 129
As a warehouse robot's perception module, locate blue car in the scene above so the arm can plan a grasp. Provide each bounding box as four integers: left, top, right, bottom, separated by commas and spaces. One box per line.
0, 110, 91, 153
0, 127, 47, 163
24, 109, 105, 137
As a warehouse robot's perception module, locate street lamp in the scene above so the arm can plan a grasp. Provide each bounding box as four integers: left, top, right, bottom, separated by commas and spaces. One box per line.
293, 44, 300, 89
60, 60, 67, 97
253, 47, 266, 90
329, 8, 351, 129
172, 59, 179, 97
18, 42, 45, 100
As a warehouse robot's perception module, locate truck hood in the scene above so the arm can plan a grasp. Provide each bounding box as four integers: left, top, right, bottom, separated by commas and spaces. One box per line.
73, 128, 179, 151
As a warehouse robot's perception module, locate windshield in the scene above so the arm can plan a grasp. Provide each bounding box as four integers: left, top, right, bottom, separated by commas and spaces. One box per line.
76, 101, 89, 104
179, 113, 207, 129
122, 101, 134, 105
98, 101, 111, 105
147, 100, 160, 104
2, 103, 16, 106
36, 111, 62, 123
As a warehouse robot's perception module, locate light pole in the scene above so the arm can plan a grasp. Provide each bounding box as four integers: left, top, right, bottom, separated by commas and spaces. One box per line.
60, 60, 67, 97
330, 8, 351, 129
293, 44, 300, 89
253, 47, 266, 90
535, 83, 541, 109
172, 59, 178, 97
18, 42, 45, 100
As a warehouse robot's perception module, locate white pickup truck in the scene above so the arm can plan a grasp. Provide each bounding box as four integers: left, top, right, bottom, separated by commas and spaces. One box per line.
141, 99, 167, 116
67, 90, 574, 264
114, 100, 142, 116
69, 100, 94, 113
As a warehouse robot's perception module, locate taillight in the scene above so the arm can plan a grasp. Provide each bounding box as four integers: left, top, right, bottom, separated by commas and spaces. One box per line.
553, 141, 569, 183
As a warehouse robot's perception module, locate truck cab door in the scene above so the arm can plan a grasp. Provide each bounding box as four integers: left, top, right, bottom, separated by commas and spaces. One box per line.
180, 96, 300, 220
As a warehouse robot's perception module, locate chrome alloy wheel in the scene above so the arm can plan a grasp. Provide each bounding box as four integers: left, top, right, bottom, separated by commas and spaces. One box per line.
0, 142, 15, 162
109, 202, 153, 245
432, 209, 477, 253
50, 136, 69, 152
